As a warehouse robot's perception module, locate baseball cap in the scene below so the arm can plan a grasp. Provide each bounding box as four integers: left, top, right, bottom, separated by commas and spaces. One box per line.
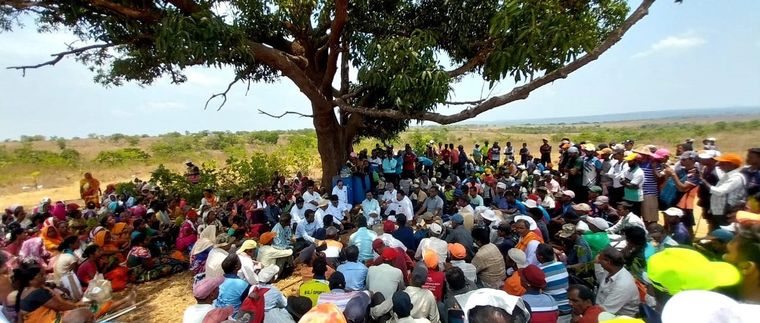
558, 224, 576, 238
507, 248, 528, 269
623, 139, 634, 144
451, 213, 464, 225
589, 186, 602, 194
423, 250, 439, 269
600, 147, 613, 155
715, 153, 744, 167
647, 248, 740, 295
680, 151, 698, 160
624, 153, 639, 161
496, 182, 507, 190
429, 223, 443, 235
383, 220, 396, 233
662, 290, 760, 323
593, 196, 609, 206
448, 243, 467, 260
567, 147, 579, 154
575, 221, 591, 232
663, 207, 684, 218
521, 265, 547, 289
523, 199, 538, 209
585, 217, 609, 230
572, 203, 591, 212
236, 239, 258, 254
455, 289, 526, 323
698, 150, 720, 159
381, 248, 398, 261
421, 212, 434, 221
562, 190, 576, 199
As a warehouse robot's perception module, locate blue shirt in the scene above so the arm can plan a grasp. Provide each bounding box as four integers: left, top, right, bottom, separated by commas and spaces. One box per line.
382, 158, 397, 174
336, 261, 368, 291
349, 227, 377, 262
361, 199, 380, 219
392, 226, 416, 251
272, 223, 292, 249
671, 223, 691, 244
214, 274, 250, 316
417, 156, 434, 167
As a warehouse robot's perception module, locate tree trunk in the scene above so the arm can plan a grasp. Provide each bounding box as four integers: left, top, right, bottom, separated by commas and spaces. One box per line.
312, 100, 350, 189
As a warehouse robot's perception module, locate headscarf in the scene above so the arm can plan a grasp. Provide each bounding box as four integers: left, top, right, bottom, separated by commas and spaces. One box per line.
299, 303, 347, 323
191, 225, 217, 256
40, 225, 62, 252
93, 230, 109, 247
89, 226, 106, 241
51, 202, 67, 221
20, 237, 46, 264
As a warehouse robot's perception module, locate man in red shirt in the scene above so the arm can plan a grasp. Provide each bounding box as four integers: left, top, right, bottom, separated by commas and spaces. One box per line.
402, 144, 417, 179
421, 250, 445, 301
568, 284, 606, 323
368, 239, 414, 284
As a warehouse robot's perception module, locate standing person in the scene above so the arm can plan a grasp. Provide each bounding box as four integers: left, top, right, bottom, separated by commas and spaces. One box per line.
540, 138, 552, 165
489, 142, 502, 167
520, 143, 530, 165
744, 148, 760, 212
564, 147, 584, 203
607, 147, 626, 206
473, 144, 483, 165
505, 142, 515, 162
402, 145, 417, 180
598, 148, 614, 196
638, 152, 660, 226
702, 153, 747, 229
696, 151, 720, 230
383, 150, 399, 185
79, 173, 101, 207
619, 153, 644, 216
664, 151, 700, 237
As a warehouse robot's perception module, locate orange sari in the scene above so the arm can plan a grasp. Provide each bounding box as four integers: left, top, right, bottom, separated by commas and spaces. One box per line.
94, 230, 125, 263
40, 226, 62, 253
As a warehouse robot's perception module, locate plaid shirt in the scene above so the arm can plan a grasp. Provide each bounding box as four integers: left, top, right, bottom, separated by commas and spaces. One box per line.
710, 168, 747, 215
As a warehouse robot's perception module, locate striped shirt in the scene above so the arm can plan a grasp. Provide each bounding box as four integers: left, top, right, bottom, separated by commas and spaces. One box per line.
539, 261, 570, 315
640, 160, 659, 195
521, 291, 559, 323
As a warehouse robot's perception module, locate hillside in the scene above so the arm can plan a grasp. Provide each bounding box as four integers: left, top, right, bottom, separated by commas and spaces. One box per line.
2, 116, 759, 207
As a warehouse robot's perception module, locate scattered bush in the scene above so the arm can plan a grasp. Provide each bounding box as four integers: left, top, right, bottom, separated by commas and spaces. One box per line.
94, 148, 151, 165
247, 131, 280, 144
150, 136, 195, 157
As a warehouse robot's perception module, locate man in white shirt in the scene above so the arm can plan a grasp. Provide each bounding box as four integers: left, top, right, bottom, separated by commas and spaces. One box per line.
382, 183, 399, 214
594, 247, 640, 317
289, 197, 307, 226
295, 209, 321, 251
315, 199, 330, 226
332, 179, 349, 209
361, 191, 381, 223
302, 182, 322, 211
183, 276, 225, 323
536, 186, 555, 209
619, 153, 644, 214
703, 153, 747, 226
606, 201, 645, 234
326, 194, 349, 223
391, 191, 414, 219
606, 148, 627, 205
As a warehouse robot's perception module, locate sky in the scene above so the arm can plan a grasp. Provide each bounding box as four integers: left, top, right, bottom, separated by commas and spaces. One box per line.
0, 0, 759, 140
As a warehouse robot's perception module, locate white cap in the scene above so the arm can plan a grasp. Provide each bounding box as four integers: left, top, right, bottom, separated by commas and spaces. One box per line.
585, 217, 610, 230
514, 215, 537, 230
562, 190, 576, 198
523, 199, 538, 209
662, 290, 760, 323
496, 182, 507, 190
455, 289, 527, 323
576, 221, 590, 232
429, 223, 443, 235
663, 207, 684, 218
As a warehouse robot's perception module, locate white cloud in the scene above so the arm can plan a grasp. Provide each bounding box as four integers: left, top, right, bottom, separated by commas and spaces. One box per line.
139, 101, 187, 111
185, 70, 224, 87
632, 35, 707, 59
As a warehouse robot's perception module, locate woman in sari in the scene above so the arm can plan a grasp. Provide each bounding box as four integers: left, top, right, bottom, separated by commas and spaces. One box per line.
127, 233, 186, 283
13, 263, 88, 323
176, 209, 198, 253
190, 225, 216, 282
91, 230, 129, 291
50, 202, 66, 222
79, 173, 101, 208
41, 218, 69, 254
19, 237, 52, 272
3, 226, 28, 260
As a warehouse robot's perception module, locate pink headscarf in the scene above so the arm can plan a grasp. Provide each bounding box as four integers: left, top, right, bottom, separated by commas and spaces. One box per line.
19, 237, 47, 266
51, 202, 67, 221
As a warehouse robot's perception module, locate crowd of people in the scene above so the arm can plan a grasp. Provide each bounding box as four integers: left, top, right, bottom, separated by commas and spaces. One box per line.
1, 136, 760, 323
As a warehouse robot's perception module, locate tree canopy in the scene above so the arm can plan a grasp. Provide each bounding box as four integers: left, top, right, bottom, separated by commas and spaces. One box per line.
1, 0, 667, 183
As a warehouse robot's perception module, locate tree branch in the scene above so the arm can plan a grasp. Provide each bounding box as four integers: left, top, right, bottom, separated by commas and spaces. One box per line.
444, 99, 485, 105
85, 0, 161, 22
205, 76, 241, 111
320, 0, 348, 94
257, 109, 313, 118
446, 43, 494, 78
166, 0, 201, 14
337, 0, 656, 125
6, 43, 114, 76
339, 40, 350, 95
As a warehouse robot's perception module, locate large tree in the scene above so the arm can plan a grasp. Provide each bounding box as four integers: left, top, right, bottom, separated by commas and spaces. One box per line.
2, 0, 668, 186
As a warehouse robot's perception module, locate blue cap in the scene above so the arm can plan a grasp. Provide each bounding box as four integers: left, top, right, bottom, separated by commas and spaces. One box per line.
709, 229, 734, 243
451, 213, 464, 225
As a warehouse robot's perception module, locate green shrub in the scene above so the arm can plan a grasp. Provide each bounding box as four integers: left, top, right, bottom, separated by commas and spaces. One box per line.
150, 136, 195, 157
11, 143, 80, 167
125, 136, 140, 146
94, 148, 151, 165
20, 135, 45, 142
246, 131, 280, 144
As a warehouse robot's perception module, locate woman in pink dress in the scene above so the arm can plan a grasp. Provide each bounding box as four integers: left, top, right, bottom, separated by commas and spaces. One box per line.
175, 209, 198, 252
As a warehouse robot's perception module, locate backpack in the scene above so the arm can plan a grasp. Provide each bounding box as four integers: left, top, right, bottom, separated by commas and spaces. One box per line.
237, 287, 269, 323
